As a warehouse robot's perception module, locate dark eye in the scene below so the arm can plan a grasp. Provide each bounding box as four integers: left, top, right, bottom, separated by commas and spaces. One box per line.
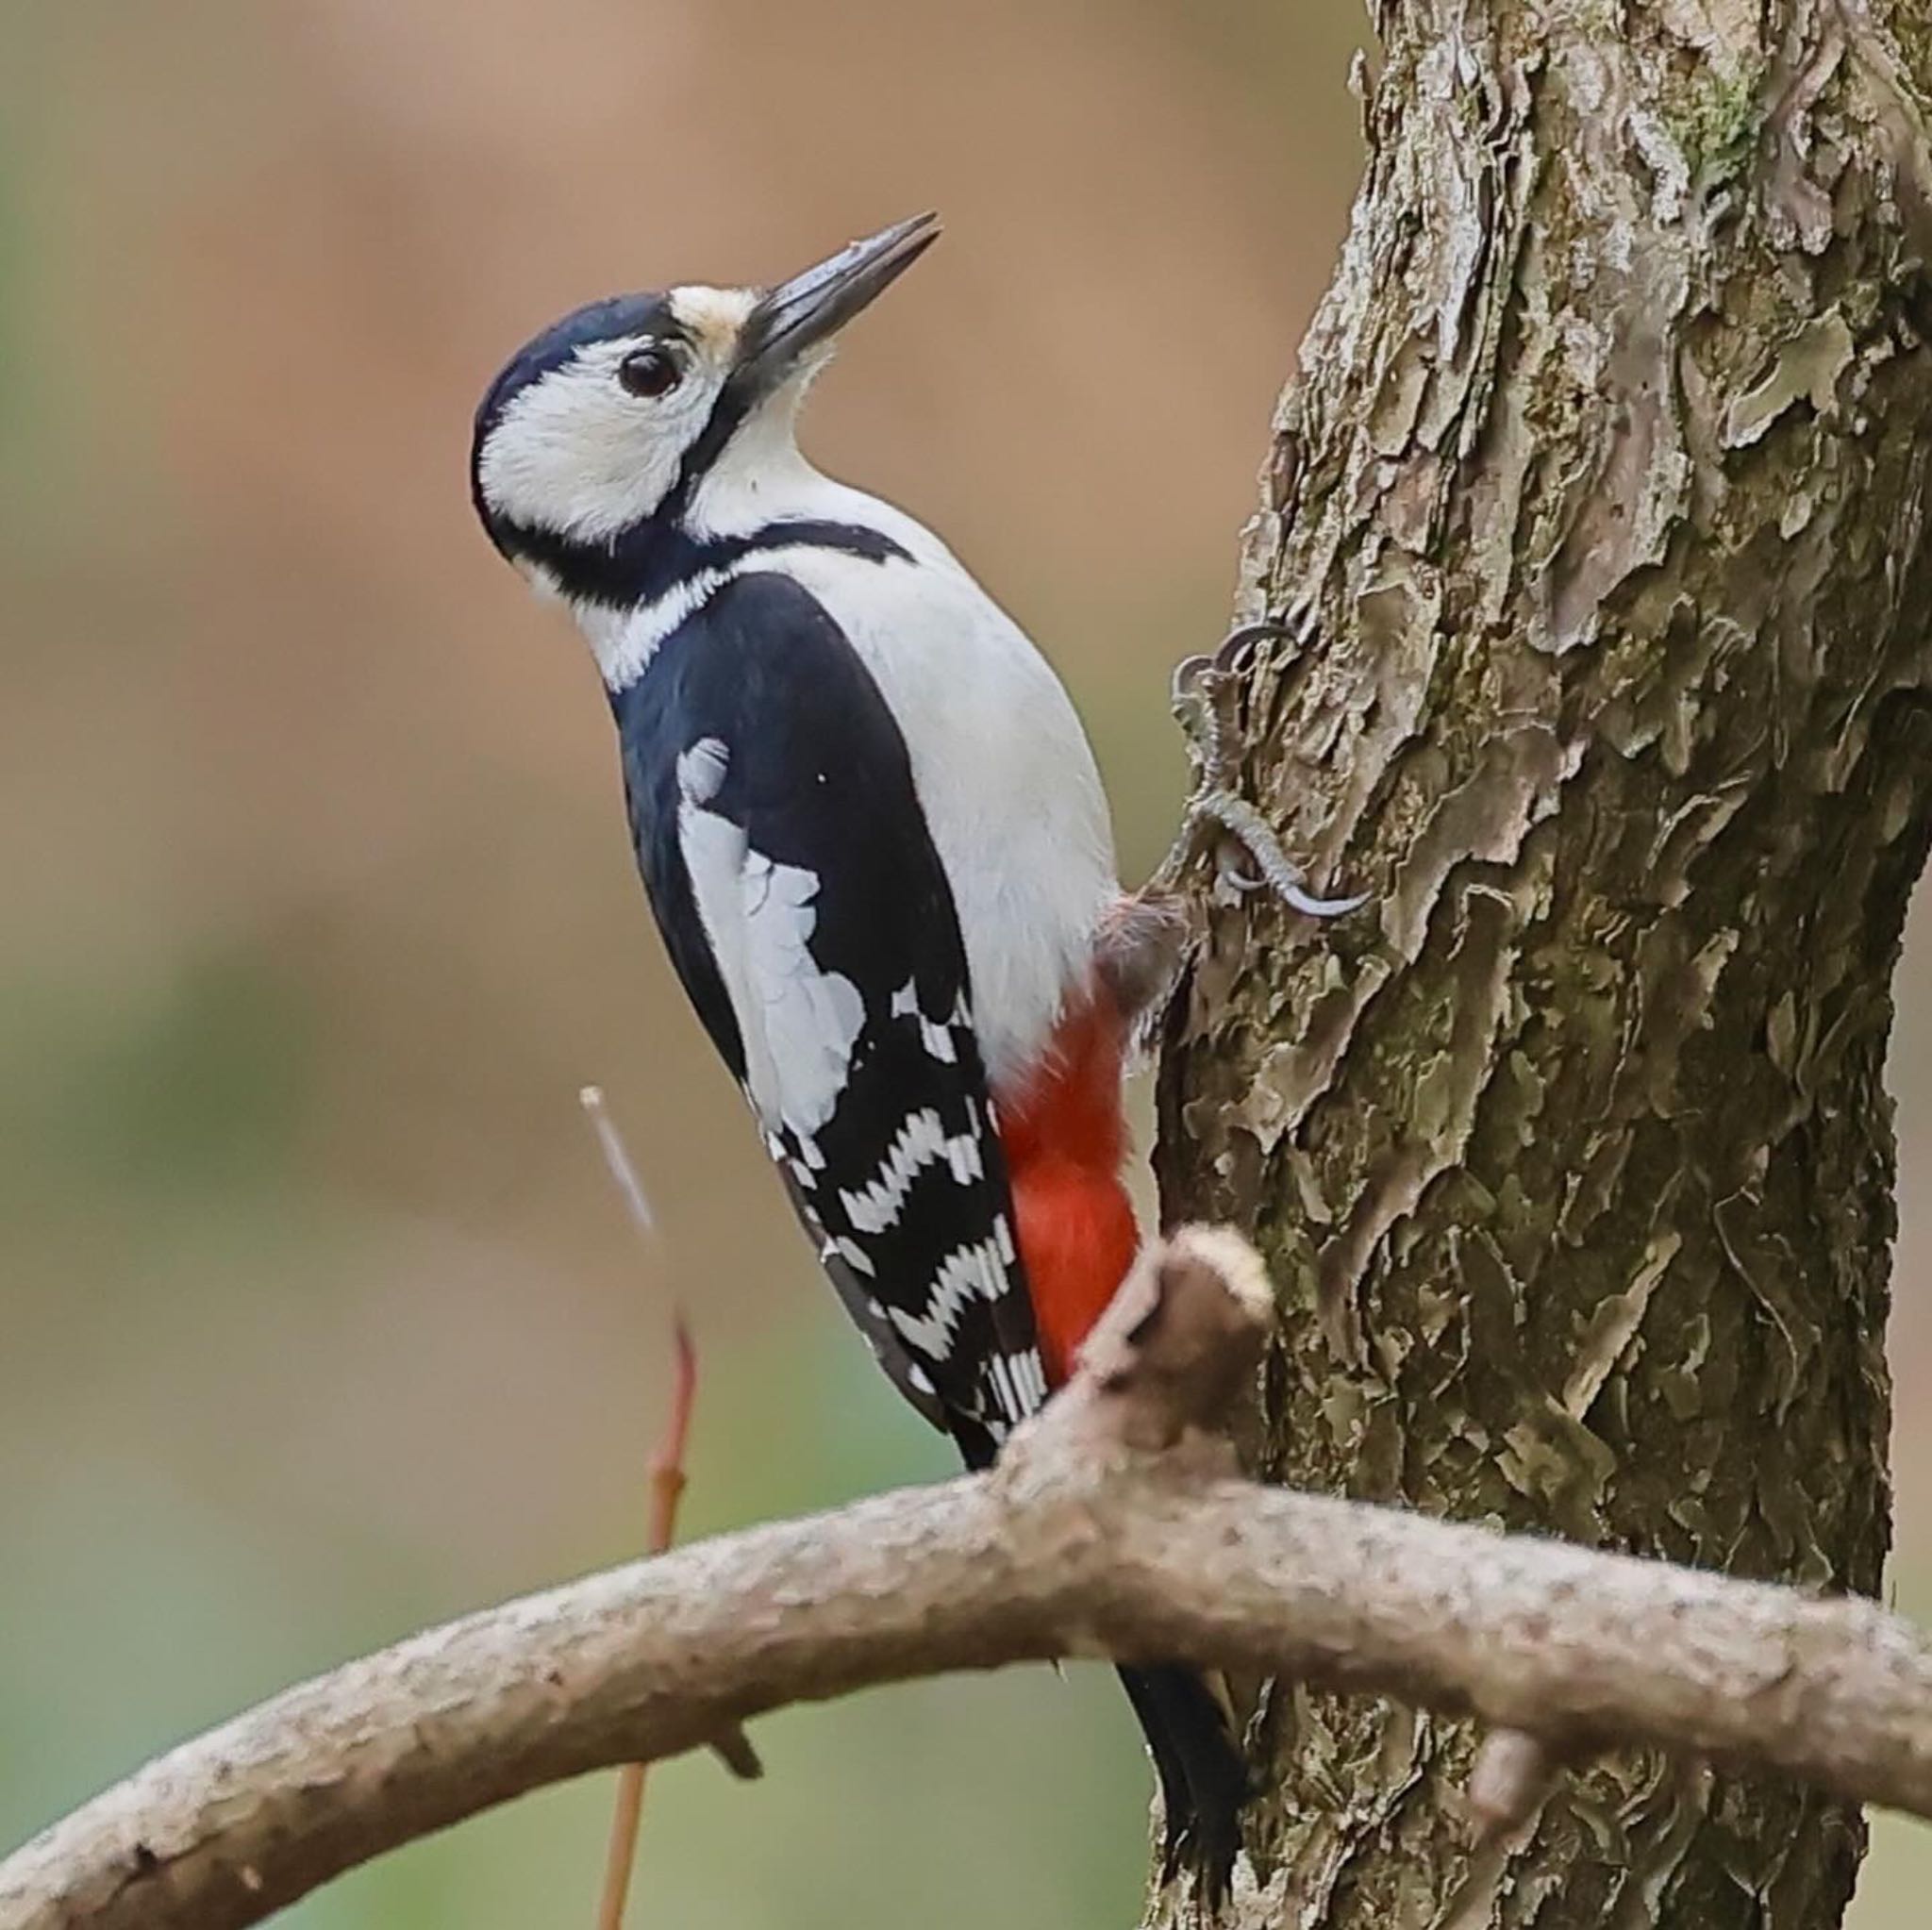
618, 344, 682, 398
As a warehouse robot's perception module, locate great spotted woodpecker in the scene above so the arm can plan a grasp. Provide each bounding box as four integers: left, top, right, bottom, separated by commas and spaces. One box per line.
471, 214, 1251, 1886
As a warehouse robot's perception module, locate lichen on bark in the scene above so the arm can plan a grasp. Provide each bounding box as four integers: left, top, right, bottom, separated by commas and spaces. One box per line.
1153, 2, 1932, 1924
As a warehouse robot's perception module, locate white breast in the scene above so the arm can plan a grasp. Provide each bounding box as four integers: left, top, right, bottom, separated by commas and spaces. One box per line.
773, 519, 1117, 1093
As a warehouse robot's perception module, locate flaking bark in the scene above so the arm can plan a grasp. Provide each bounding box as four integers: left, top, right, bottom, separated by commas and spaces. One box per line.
1155, 2, 1932, 1925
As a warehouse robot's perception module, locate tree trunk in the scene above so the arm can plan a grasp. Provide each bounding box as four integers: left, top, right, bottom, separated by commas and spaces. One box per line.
1154, 3, 1932, 1924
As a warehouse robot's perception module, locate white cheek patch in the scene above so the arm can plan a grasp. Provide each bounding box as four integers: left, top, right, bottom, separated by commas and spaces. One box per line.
477, 339, 725, 542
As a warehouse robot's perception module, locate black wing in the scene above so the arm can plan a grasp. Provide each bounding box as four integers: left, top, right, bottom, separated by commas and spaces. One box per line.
610, 568, 1046, 1460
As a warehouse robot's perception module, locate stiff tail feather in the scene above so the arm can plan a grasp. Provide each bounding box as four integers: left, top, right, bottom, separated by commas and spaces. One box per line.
1117, 1663, 1249, 1897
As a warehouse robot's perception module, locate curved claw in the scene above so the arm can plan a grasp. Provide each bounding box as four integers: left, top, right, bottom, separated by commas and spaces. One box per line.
1278, 883, 1372, 919
1222, 862, 1370, 918
1170, 652, 1216, 708
1176, 616, 1313, 727
1212, 619, 1296, 676
1194, 790, 1369, 921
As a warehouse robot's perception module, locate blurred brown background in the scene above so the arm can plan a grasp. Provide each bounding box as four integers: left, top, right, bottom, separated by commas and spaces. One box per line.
2, 4, 1927, 1924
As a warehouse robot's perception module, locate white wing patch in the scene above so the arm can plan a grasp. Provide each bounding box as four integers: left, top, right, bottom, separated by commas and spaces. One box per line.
677, 748, 864, 1145
677, 736, 729, 806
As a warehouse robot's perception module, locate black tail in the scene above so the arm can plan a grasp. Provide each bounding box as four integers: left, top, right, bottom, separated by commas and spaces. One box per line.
1117, 1664, 1249, 1897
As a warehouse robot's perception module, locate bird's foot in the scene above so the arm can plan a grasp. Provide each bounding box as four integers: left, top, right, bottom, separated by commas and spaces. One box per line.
1188, 790, 1370, 916
1162, 617, 1368, 918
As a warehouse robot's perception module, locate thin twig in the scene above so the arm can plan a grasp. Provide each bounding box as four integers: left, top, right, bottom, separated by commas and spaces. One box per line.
578, 1087, 762, 1781
579, 1090, 741, 1930
591, 1317, 698, 1930
580, 1087, 659, 1245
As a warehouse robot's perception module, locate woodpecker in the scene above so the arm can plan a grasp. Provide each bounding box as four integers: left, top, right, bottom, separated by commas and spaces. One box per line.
471, 213, 1249, 1886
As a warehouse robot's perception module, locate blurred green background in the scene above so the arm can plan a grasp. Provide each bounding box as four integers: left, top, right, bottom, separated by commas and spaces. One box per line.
2, 3, 1928, 1925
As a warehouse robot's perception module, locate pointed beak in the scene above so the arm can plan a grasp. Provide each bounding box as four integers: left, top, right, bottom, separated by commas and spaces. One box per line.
734, 212, 941, 398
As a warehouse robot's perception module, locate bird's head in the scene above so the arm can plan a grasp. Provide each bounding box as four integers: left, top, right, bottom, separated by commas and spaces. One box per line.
471, 213, 938, 589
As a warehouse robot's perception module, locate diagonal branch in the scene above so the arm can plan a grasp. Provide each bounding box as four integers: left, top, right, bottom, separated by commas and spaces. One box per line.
4, 1228, 1932, 1930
